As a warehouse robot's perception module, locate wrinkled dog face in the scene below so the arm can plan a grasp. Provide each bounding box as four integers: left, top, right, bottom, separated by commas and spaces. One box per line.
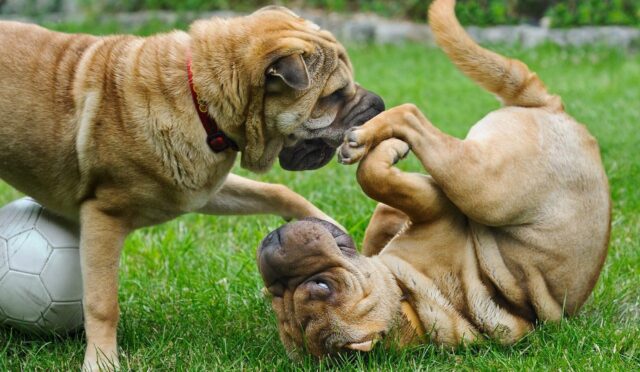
257, 218, 401, 357
258, 8, 385, 171
269, 48, 385, 171
190, 6, 384, 172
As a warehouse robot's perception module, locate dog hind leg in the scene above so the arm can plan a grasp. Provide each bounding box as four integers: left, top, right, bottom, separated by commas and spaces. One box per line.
356, 138, 454, 225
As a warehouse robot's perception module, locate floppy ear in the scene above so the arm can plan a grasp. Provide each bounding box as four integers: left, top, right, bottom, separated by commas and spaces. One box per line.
241, 52, 310, 171
267, 53, 310, 90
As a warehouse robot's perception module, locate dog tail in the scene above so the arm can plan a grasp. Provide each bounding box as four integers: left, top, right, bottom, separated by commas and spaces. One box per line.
428, 0, 562, 110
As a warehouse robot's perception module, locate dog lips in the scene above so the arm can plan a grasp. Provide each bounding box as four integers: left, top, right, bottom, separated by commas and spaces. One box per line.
344, 340, 374, 352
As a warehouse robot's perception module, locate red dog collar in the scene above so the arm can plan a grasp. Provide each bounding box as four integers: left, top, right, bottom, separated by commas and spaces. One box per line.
186, 54, 238, 153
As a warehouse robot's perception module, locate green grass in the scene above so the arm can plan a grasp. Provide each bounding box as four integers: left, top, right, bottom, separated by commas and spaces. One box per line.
1, 37, 639, 370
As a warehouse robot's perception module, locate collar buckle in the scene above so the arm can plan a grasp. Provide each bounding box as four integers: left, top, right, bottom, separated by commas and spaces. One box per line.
207, 131, 239, 153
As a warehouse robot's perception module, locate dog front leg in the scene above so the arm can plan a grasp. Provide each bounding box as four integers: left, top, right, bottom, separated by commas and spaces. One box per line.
339, 104, 457, 167
357, 138, 453, 224
340, 104, 542, 225
199, 173, 343, 230
80, 201, 130, 371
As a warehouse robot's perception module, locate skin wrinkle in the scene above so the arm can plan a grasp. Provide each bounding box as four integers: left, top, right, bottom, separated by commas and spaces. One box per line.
154, 44, 177, 112
51, 37, 74, 108
63, 39, 84, 111
99, 38, 119, 116
351, 282, 373, 315
114, 43, 131, 136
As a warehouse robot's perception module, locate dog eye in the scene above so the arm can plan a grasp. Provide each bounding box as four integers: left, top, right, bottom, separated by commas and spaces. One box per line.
305, 278, 332, 299
324, 88, 346, 101
309, 279, 329, 290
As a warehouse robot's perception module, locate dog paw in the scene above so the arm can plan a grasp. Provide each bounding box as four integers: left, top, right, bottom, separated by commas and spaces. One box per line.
83, 348, 119, 372
337, 128, 370, 164
337, 143, 366, 165
82, 359, 119, 372
384, 139, 411, 165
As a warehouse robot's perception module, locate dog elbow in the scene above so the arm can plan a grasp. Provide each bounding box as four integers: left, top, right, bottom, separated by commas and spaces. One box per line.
357, 166, 395, 202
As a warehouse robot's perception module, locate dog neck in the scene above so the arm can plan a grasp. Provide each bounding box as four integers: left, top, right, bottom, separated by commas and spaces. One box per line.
186, 51, 239, 153
378, 290, 425, 348
378, 254, 448, 346
399, 284, 427, 337
368, 256, 426, 347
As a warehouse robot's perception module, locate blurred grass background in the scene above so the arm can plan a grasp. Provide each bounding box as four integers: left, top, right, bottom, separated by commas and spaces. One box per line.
0, 11, 639, 372
2, 0, 640, 26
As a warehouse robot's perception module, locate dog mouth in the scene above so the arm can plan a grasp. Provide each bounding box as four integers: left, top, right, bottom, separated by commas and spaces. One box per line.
276, 110, 374, 171
278, 138, 336, 171
338, 332, 385, 353
278, 88, 385, 171
343, 338, 377, 352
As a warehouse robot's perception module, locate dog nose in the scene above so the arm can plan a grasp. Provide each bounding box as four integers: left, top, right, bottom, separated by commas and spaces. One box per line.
258, 227, 289, 295
258, 219, 352, 298
260, 228, 281, 254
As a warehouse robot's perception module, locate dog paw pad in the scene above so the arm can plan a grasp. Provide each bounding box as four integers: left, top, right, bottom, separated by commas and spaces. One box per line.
346, 130, 365, 147
337, 144, 365, 165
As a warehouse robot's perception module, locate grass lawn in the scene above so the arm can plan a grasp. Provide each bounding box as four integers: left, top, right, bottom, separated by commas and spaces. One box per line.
0, 25, 639, 370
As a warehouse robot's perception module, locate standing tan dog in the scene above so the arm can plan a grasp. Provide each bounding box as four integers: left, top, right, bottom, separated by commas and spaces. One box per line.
0, 6, 384, 369
258, 0, 610, 357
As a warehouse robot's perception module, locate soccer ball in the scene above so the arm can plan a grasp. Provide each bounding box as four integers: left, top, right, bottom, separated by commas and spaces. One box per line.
0, 197, 83, 334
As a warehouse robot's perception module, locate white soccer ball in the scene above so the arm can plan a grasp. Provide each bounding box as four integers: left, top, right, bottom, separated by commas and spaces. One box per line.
0, 197, 83, 334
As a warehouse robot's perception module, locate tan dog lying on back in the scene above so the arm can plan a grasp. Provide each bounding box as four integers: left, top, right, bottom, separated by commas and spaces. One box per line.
257, 0, 610, 357
0, 6, 384, 370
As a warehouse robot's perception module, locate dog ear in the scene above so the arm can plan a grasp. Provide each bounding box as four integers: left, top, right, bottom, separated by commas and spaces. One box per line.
267, 53, 310, 90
